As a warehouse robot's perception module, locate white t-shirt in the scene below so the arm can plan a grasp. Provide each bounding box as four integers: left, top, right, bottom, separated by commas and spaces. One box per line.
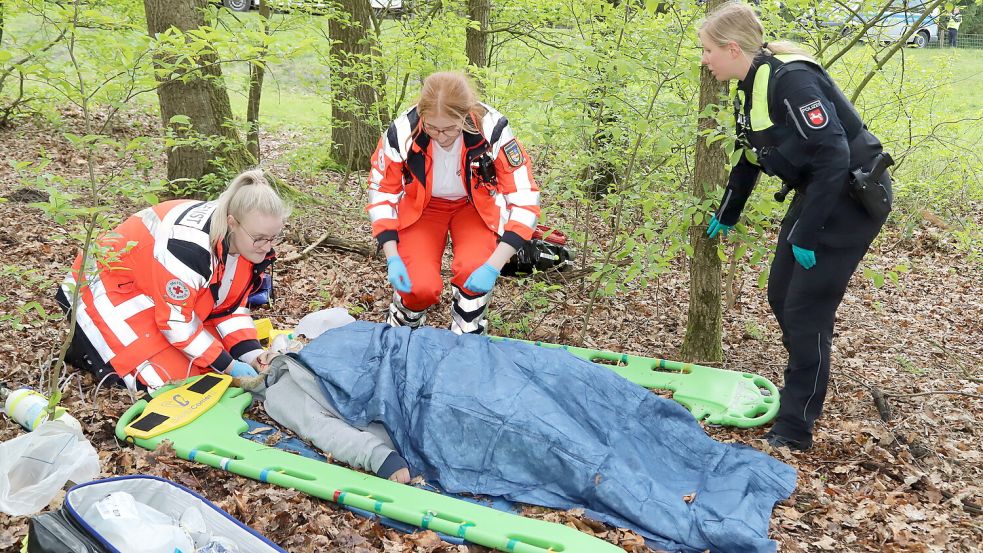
430, 136, 467, 200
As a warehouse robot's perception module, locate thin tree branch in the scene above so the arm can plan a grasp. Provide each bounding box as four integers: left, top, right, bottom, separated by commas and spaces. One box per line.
849, 0, 946, 103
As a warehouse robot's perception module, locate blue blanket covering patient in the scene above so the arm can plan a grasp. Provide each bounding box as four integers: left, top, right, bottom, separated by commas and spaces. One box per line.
289, 321, 796, 553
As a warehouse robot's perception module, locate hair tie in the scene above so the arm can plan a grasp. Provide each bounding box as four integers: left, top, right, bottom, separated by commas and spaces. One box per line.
762, 41, 770, 50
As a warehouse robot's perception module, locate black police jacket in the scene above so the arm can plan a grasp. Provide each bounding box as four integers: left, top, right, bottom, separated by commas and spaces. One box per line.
715, 53, 886, 249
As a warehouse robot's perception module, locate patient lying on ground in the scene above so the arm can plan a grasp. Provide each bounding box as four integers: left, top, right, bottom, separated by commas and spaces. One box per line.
256, 354, 410, 484
249, 320, 796, 553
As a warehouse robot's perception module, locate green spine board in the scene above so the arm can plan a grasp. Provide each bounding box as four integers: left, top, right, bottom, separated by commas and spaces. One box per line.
489, 337, 780, 428
116, 384, 622, 553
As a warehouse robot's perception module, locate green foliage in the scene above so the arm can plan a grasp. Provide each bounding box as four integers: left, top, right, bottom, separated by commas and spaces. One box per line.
284, 135, 346, 174
743, 320, 766, 341
490, 278, 564, 338
1, 0, 980, 337
164, 117, 249, 198
952, 219, 983, 265
0, 266, 63, 330
863, 263, 910, 288
896, 354, 928, 375
2, 0, 169, 416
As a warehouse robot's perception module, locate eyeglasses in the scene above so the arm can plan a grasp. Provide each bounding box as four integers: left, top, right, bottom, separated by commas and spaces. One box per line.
235, 219, 285, 248
423, 122, 462, 137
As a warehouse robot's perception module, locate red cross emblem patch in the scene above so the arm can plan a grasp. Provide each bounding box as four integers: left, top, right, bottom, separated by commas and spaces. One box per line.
798, 99, 828, 130
166, 279, 191, 301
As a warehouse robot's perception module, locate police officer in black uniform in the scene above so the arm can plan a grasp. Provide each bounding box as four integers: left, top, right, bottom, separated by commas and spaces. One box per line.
699, 2, 893, 451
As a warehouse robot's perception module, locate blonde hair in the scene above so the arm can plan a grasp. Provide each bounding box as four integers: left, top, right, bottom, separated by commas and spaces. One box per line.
700, 1, 812, 59
209, 169, 290, 248
416, 71, 488, 137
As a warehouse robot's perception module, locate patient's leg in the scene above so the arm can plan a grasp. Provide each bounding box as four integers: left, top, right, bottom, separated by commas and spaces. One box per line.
262, 358, 408, 481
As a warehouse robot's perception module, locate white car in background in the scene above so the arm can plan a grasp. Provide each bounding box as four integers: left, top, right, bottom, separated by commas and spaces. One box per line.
811, 0, 940, 48
222, 0, 404, 16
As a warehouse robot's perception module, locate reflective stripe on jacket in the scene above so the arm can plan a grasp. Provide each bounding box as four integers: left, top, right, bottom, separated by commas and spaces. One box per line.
366, 104, 540, 251
63, 200, 268, 375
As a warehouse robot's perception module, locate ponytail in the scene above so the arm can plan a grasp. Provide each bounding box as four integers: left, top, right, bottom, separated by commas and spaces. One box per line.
209, 169, 290, 249
762, 40, 813, 58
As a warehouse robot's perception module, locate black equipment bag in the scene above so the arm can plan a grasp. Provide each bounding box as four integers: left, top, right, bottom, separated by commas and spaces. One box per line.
501, 225, 573, 277
28, 509, 105, 553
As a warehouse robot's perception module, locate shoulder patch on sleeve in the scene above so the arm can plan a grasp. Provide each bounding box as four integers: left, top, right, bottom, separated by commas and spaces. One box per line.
166, 279, 191, 301
798, 99, 828, 130
502, 139, 524, 168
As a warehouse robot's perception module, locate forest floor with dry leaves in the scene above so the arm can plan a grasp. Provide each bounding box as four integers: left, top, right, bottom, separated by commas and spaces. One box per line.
1, 111, 981, 553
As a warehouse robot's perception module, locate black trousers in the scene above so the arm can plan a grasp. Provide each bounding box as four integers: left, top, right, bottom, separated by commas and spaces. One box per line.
766, 224, 872, 442
947, 28, 957, 47
54, 287, 132, 390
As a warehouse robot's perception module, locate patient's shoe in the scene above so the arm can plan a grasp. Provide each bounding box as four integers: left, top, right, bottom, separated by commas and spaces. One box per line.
765, 430, 812, 451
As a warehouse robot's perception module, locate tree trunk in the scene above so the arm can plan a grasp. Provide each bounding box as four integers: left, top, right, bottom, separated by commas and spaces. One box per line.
246, 0, 271, 163
329, 0, 385, 171
680, 0, 726, 364
466, 0, 490, 70
144, 0, 252, 194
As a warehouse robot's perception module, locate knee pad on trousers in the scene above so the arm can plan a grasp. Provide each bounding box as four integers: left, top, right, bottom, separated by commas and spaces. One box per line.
387, 292, 428, 329
450, 287, 490, 335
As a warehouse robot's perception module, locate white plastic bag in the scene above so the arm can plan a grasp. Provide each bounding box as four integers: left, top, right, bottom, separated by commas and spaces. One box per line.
0, 419, 100, 516
295, 307, 355, 340
180, 505, 211, 547
82, 491, 195, 553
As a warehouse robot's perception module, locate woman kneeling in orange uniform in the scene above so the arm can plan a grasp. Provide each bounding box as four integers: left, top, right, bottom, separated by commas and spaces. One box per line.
57, 169, 289, 392
367, 71, 540, 334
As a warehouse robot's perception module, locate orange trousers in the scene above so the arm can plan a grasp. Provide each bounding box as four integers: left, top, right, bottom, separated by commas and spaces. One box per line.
397, 198, 497, 311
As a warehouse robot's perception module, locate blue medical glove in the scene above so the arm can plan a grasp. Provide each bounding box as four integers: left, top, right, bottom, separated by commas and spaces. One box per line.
707, 215, 732, 239
463, 263, 500, 294
792, 245, 816, 270
228, 360, 257, 378
386, 255, 412, 293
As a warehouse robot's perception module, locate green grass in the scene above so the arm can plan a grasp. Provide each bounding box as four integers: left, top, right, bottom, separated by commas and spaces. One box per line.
217, 9, 335, 130
898, 48, 983, 119
1, 7, 333, 132
225, 76, 332, 131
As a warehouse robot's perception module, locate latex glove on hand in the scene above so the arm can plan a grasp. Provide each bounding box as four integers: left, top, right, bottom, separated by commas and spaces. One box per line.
386, 255, 412, 293
463, 263, 500, 294
792, 245, 816, 270
228, 360, 257, 378
707, 215, 733, 239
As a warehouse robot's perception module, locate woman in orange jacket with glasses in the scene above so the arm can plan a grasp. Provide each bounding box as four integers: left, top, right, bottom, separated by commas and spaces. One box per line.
367, 71, 540, 334
57, 169, 290, 392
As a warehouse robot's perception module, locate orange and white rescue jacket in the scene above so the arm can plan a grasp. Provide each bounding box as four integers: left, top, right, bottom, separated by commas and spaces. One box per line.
367, 104, 540, 250
62, 200, 269, 383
